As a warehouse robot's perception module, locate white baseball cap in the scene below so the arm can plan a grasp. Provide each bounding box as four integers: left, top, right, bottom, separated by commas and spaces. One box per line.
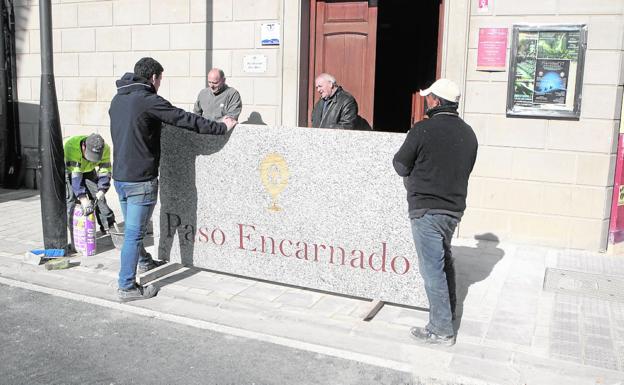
419, 78, 461, 103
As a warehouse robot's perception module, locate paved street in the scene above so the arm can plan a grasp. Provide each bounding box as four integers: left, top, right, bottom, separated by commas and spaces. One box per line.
0, 283, 413, 385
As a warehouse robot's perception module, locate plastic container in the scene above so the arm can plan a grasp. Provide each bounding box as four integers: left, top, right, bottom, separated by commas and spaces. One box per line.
72, 205, 96, 256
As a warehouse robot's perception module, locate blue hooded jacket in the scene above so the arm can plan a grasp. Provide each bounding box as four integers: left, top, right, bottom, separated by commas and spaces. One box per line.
109, 73, 226, 182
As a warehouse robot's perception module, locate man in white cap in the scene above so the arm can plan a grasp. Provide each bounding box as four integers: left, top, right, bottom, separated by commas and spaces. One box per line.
393, 78, 478, 346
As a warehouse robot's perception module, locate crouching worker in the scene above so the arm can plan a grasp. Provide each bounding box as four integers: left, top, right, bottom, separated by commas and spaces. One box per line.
64, 133, 116, 250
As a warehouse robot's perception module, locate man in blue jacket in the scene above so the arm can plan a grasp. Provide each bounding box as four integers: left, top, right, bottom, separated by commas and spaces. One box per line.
110, 57, 237, 302
393, 78, 478, 346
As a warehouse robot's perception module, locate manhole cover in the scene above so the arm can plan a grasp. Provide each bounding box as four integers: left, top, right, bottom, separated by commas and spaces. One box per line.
543, 268, 624, 302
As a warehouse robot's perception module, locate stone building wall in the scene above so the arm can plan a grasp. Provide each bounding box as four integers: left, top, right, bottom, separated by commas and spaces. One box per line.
12, 0, 287, 187
444, 0, 624, 249
11, 0, 624, 250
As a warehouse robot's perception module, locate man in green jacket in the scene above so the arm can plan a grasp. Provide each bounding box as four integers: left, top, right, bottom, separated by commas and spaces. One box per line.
64, 133, 116, 239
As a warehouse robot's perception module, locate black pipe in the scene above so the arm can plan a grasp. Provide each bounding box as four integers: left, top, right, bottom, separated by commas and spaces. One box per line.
8, 0, 23, 187
0, 1, 8, 184
2, 0, 22, 188
38, 0, 66, 249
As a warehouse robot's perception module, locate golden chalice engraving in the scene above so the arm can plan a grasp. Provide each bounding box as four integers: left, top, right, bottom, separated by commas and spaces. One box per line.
259, 153, 289, 212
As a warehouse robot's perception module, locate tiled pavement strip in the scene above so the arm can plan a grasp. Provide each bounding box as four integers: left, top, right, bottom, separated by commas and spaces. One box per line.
0, 188, 623, 385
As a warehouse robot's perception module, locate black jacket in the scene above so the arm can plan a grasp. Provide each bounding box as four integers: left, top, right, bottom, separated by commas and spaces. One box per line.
311, 87, 358, 129
109, 73, 227, 182
393, 106, 478, 218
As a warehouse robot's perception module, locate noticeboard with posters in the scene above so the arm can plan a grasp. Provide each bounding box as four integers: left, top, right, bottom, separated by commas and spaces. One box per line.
506, 24, 587, 119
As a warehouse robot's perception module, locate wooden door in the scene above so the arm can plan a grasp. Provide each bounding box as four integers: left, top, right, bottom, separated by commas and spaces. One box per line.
410, 0, 445, 126
308, 0, 377, 126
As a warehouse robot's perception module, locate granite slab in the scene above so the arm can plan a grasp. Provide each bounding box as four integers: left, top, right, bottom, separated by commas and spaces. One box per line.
153, 124, 428, 308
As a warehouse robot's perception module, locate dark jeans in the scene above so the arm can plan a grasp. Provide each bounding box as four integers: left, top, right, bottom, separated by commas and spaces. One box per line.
410, 214, 459, 337
66, 172, 116, 244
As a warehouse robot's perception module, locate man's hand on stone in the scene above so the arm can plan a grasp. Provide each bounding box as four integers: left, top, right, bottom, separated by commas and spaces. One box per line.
223, 116, 237, 131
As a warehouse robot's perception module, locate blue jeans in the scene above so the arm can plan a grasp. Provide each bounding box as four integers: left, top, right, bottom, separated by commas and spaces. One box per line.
115, 179, 158, 290
410, 214, 459, 337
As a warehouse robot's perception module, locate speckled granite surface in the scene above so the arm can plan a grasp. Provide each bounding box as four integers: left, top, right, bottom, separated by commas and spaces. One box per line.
154, 124, 427, 307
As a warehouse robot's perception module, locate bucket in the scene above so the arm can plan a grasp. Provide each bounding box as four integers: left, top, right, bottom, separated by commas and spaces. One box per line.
110, 229, 125, 250
109, 223, 153, 250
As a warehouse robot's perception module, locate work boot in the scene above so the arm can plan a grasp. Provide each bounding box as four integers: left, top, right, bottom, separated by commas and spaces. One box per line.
409, 326, 455, 347
117, 283, 159, 302
137, 255, 167, 274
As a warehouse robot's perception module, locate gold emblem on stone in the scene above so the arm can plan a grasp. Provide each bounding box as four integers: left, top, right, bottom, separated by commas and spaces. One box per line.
259, 153, 289, 211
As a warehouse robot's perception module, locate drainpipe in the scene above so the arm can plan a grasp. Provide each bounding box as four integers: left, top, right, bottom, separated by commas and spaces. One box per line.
1, 0, 22, 188
0, 1, 8, 184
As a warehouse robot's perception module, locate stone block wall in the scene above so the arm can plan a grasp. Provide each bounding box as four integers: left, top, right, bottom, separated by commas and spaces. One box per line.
12, 0, 285, 173
11, 0, 624, 251
452, 0, 624, 250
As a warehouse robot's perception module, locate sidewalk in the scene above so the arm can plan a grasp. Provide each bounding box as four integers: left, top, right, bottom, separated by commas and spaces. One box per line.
0, 188, 623, 385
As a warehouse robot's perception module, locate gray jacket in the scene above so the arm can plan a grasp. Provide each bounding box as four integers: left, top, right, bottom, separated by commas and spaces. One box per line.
193, 85, 242, 121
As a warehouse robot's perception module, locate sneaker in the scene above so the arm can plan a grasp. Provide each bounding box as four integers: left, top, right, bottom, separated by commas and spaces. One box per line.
137, 257, 167, 274
117, 283, 159, 302
409, 326, 455, 346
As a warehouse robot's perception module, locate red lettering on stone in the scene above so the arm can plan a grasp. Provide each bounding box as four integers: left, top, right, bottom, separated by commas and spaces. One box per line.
350, 249, 365, 269
391, 256, 410, 275
211, 228, 226, 245
279, 239, 292, 257
197, 227, 210, 243
329, 246, 346, 265
238, 224, 256, 251
368, 242, 388, 272
313, 243, 326, 262
165, 212, 181, 238
183, 224, 195, 242
295, 241, 309, 260
261, 235, 277, 255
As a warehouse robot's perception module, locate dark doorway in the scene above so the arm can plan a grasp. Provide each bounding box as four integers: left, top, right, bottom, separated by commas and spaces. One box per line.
372, 0, 440, 132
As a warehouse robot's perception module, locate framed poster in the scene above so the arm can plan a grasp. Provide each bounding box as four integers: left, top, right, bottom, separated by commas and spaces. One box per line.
506, 24, 587, 119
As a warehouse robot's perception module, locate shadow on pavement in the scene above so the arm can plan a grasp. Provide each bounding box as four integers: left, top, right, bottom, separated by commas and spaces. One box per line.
453, 233, 504, 332
0, 187, 39, 202
151, 265, 201, 289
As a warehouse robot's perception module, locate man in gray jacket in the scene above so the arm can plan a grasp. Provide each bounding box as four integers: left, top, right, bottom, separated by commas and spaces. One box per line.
194, 68, 242, 121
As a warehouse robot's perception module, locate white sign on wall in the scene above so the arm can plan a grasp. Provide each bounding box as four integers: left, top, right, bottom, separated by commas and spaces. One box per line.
261, 23, 280, 46
243, 55, 268, 73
